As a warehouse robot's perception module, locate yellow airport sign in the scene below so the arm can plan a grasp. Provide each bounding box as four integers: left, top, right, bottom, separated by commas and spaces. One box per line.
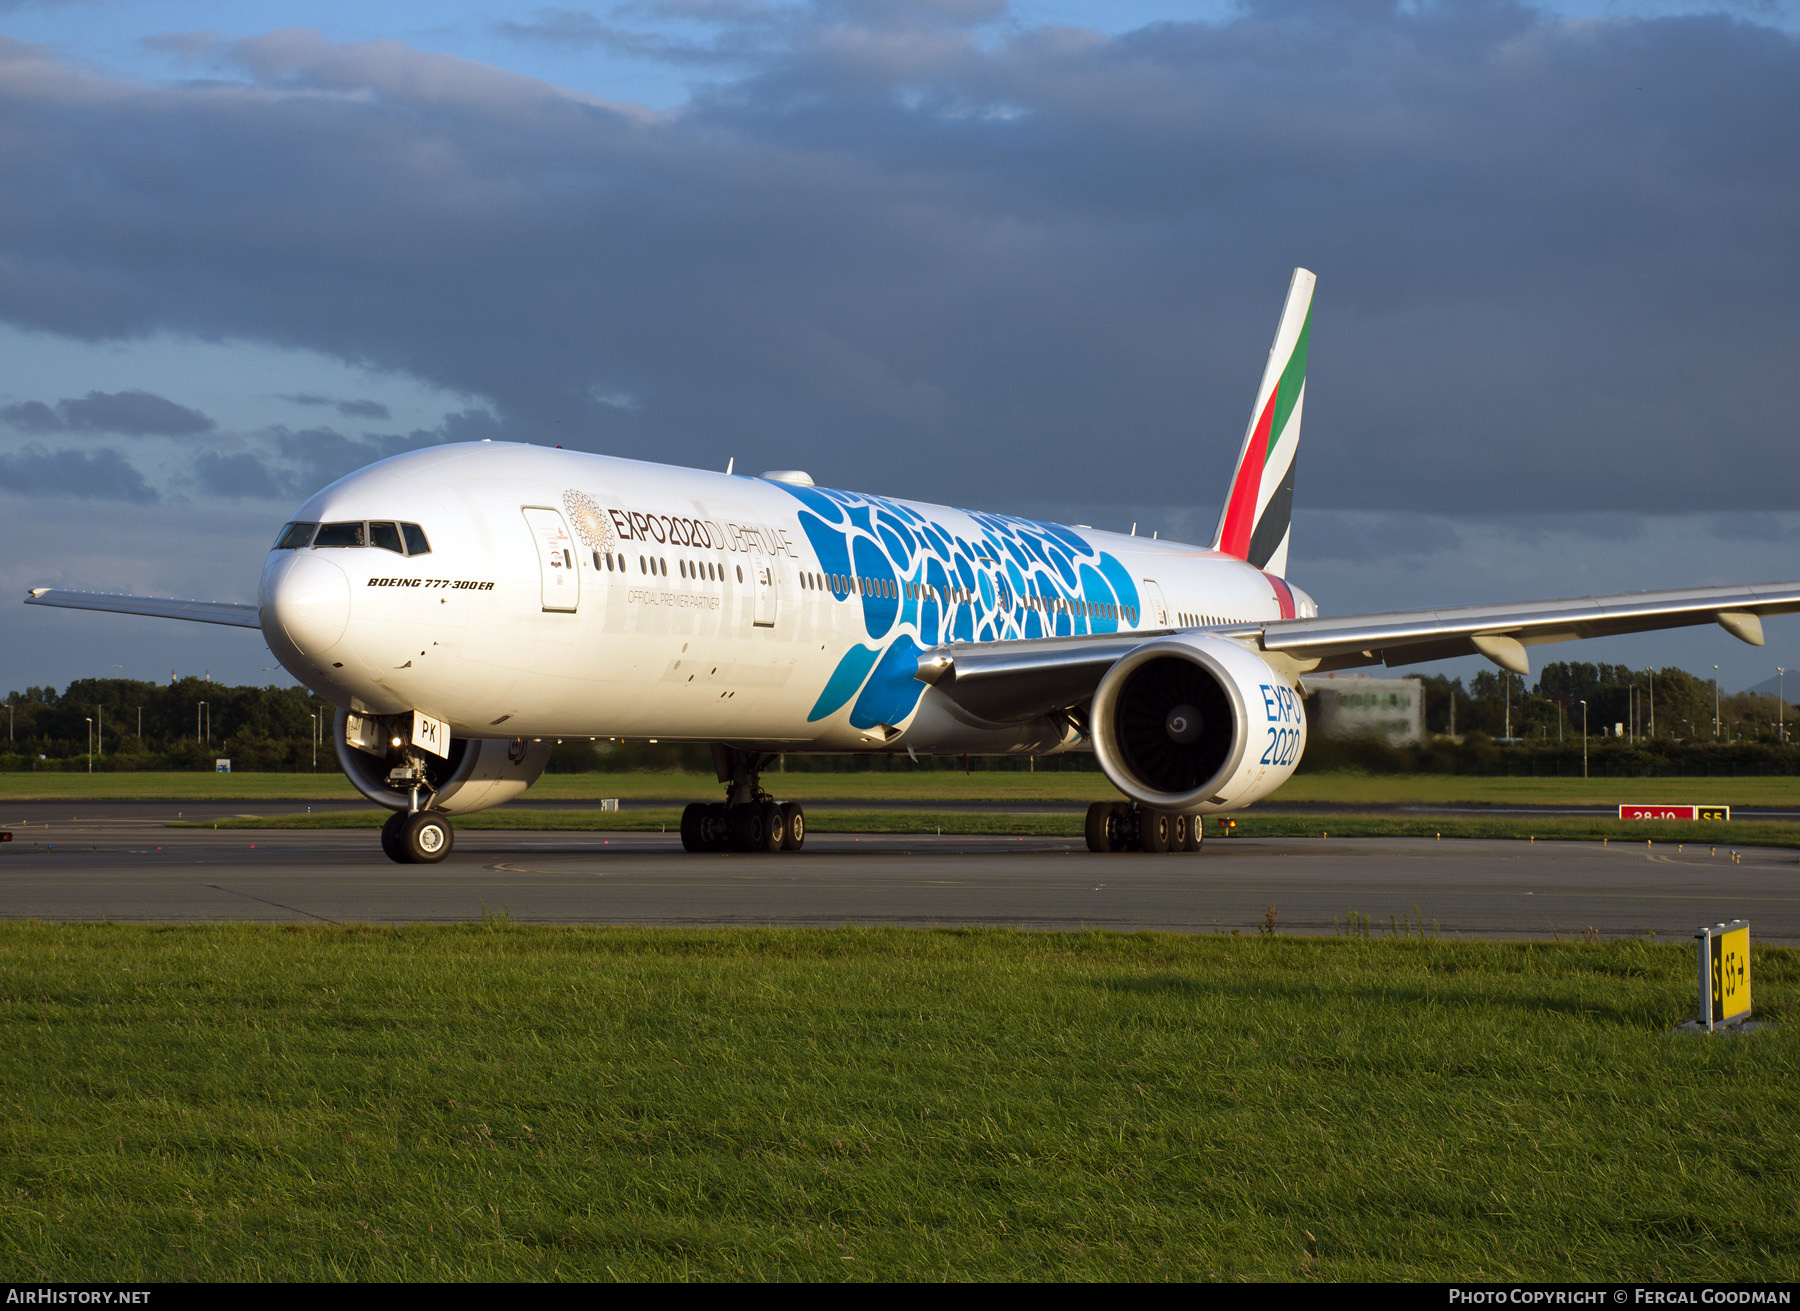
1697, 920, 1752, 1030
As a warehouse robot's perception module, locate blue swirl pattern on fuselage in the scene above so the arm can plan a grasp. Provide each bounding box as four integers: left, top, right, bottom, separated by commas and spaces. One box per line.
775, 481, 1141, 730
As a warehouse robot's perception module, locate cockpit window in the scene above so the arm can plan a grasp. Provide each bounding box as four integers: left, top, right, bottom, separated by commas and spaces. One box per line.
274, 522, 316, 549
314, 521, 367, 548
401, 523, 430, 556
369, 521, 404, 554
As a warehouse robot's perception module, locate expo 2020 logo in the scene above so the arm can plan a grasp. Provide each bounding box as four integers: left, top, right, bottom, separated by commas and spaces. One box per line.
562, 488, 615, 556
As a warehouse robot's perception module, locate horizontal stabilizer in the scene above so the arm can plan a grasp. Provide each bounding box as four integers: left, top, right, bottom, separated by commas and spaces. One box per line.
25, 588, 261, 629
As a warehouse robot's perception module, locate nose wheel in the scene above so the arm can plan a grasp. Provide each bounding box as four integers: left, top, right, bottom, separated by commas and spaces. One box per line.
380, 809, 455, 863
1084, 801, 1202, 853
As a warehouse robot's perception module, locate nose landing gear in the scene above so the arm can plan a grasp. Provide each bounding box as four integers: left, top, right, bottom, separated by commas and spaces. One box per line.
381, 809, 455, 863
680, 747, 807, 853
1084, 801, 1203, 854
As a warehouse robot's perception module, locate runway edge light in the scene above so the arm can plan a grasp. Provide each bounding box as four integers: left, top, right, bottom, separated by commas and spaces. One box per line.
1681, 919, 1754, 1034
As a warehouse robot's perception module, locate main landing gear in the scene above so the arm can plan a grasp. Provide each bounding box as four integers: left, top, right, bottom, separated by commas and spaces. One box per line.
1084, 801, 1203, 854
681, 746, 807, 853
381, 808, 454, 863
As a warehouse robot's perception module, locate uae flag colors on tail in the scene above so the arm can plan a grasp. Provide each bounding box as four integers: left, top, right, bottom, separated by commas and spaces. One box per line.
1211, 267, 1314, 579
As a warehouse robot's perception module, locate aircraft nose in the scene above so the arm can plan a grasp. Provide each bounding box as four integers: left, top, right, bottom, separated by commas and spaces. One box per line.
262, 552, 351, 657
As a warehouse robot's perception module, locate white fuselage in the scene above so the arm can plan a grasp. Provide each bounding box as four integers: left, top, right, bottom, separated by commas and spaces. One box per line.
258, 442, 1315, 752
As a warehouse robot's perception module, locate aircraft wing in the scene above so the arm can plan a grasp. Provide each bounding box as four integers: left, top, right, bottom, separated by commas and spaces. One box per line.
917, 580, 1800, 723
24, 588, 262, 629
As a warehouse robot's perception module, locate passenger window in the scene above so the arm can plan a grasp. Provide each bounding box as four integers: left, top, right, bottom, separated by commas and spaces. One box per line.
314, 521, 366, 548
274, 522, 316, 549
370, 521, 404, 554
401, 523, 431, 556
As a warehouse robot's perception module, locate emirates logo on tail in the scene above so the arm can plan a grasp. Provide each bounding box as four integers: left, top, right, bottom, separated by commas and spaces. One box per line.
1212, 268, 1314, 579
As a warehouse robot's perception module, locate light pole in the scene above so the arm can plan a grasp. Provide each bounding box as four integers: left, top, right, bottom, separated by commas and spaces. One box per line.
97, 706, 102, 757
1780, 669, 1786, 744
1580, 699, 1588, 779
197, 701, 209, 745
1646, 667, 1655, 740
1713, 665, 1720, 739
309, 711, 319, 772
85, 717, 92, 773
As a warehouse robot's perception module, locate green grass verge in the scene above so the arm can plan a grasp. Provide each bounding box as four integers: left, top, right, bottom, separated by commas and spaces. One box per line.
1, 925, 1794, 1280
178, 807, 1800, 848
9, 768, 1800, 807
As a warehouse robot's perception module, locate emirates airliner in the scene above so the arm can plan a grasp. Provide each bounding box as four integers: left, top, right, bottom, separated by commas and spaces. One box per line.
28, 271, 1799, 861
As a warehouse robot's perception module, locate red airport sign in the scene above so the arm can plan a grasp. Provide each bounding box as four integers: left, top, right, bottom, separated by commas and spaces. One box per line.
1618, 804, 1730, 822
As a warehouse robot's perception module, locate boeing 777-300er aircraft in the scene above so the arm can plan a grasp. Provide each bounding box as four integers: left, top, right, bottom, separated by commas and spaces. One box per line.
26, 270, 1800, 862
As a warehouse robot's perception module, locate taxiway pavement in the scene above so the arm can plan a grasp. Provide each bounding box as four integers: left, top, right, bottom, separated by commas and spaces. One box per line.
3, 802, 1795, 940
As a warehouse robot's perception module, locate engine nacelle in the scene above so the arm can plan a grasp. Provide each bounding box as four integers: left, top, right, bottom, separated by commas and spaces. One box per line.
333, 707, 552, 815
1090, 635, 1306, 813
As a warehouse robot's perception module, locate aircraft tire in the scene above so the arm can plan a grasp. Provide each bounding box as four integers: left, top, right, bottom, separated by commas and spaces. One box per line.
760, 801, 787, 852
400, 811, 454, 864
1170, 812, 1190, 852
702, 803, 730, 852
379, 810, 408, 863
781, 802, 806, 850
1109, 802, 1135, 852
1140, 809, 1172, 854
1183, 814, 1203, 852
1084, 802, 1111, 853
680, 802, 707, 852
729, 803, 767, 852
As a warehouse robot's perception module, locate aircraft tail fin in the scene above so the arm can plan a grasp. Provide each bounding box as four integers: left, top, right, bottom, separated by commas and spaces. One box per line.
1211, 267, 1314, 578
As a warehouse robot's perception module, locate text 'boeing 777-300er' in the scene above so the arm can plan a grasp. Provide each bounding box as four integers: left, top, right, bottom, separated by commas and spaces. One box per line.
26, 270, 1800, 862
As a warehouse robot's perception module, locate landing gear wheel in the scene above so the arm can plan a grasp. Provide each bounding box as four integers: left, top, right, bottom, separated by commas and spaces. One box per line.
730, 803, 768, 852
398, 810, 453, 864
380, 810, 408, 862
781, 802, 806, 850
702, 803, 730, 852
680, 802, 707, 852
1171, 812, 1190, 852
1140, 808, 1172, 854
1109, 802, 1134, 852
761, 801, 788, 852
1183, 814, 1202, 853
1085, 802, 1111, 853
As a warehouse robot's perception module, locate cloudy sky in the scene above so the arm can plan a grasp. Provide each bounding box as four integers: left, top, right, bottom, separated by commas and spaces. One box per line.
2, 0, 1797, 701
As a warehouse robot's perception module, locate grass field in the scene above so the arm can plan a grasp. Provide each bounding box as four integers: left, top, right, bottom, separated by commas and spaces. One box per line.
1, 924, 1794, 1281
178, 805, 1800, 850
5, 768, 1800, 807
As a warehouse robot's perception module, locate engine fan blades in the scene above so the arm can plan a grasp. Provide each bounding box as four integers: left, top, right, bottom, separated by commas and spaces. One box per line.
1115, 656, 1233, 793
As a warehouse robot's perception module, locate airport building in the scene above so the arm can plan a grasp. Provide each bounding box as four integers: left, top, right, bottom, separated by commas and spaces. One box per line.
1300, 674, 1425, 744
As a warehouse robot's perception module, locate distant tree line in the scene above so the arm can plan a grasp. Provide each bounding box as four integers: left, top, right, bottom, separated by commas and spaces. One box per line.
7, 659, 1799, 775
0, 678, 334, 772
1303, 660, 1800, 776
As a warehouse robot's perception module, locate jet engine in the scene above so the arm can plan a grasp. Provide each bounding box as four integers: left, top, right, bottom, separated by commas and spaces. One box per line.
333, 707, 552, 815
1090, 635, 1306, 814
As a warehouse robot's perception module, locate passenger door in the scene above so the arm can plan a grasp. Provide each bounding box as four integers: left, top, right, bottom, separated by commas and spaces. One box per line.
1139, 579, 1169, 627
521, 507, 580, 613
751, 554, 777, 628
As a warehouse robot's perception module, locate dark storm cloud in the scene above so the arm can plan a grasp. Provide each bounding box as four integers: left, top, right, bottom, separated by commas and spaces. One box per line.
193, 448, 285, 499
279, 392, 393, 420
190, 409, 503, 500
0, 444, 158, 502
0, 5, 1795, 516
1, 389, 215, 436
